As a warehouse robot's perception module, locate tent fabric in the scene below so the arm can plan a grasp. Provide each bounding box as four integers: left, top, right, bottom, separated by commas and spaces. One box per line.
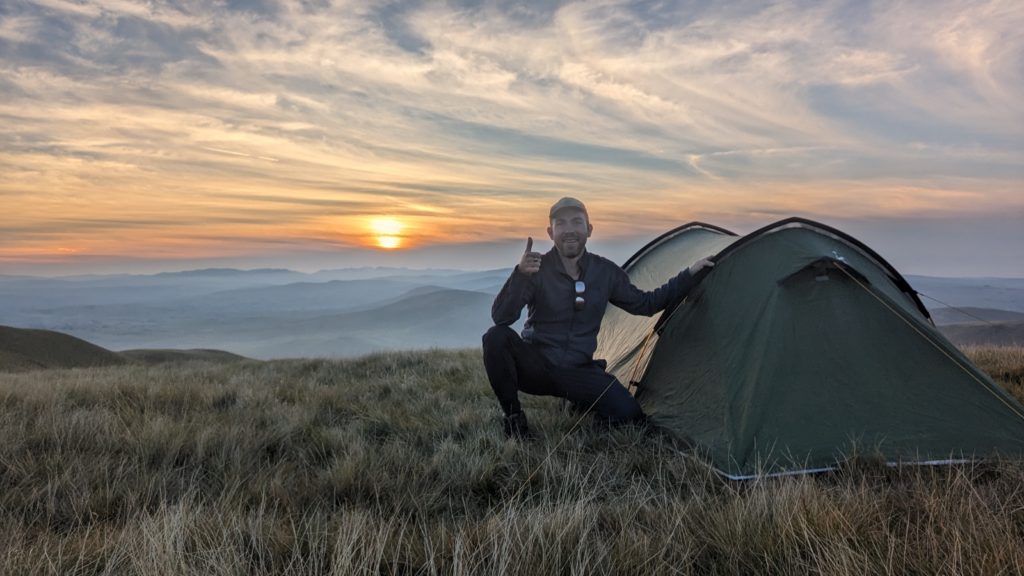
594, 217, 1024, 478
597, 224, 740, 388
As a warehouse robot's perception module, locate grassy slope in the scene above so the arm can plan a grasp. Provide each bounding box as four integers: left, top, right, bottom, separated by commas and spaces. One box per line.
119, 348, 249, 364
0, 325, 127, 370
0, 325, 250, 371
0, 347, 1021, 575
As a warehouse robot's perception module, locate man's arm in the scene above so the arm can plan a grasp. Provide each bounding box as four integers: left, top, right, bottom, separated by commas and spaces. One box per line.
609, 258, 714, 316
491, 238, 540, 325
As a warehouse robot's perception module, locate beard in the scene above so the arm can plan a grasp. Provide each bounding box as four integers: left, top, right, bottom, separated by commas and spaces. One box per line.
557, 235, 585, 258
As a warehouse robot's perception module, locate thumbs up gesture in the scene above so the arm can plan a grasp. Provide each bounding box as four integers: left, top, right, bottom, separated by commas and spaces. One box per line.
519, 237, 542, 275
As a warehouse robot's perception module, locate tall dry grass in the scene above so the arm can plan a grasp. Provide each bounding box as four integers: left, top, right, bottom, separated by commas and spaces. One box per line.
1, 347, 1023, 575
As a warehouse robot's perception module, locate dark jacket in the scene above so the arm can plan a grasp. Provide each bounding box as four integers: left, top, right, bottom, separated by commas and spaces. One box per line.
491, 248, 695, 368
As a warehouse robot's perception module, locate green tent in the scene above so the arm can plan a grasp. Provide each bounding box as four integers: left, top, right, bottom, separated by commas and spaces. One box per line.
595, 217, 1024, 478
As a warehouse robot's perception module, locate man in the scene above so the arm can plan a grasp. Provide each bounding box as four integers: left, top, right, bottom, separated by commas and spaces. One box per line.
482, 197, 713, 438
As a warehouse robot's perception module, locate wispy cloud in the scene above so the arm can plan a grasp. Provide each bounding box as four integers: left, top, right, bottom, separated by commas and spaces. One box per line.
0, 0, 1021, 272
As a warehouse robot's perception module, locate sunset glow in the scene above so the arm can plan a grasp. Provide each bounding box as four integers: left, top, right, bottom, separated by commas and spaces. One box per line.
369, 218, 404, 250
0, 1, 1021, 276
376, 236, 402, 250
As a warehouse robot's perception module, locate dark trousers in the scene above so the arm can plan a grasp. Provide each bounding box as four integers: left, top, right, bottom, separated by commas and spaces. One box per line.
481, 325, 643, 424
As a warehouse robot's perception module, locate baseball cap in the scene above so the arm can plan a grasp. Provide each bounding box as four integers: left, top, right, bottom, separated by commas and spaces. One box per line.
549, 197, 588, 220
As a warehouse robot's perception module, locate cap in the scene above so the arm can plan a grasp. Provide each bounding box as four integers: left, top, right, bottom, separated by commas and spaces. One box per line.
549, 197, 588, 220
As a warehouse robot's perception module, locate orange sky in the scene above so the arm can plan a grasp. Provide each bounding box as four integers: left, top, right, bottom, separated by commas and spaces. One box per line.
1, 0, 1021, 276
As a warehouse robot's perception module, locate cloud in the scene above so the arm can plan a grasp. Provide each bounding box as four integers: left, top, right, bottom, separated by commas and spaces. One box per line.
0, 0, 1021, 274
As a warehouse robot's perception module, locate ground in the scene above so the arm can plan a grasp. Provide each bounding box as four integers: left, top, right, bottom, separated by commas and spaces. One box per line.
1, 346, 1022, 575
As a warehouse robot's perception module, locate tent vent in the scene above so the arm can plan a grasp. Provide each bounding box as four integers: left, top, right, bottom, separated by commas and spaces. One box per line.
779, 257, 868, 286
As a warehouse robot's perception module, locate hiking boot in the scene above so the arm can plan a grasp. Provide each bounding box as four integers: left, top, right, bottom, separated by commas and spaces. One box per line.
503, 411, 531, 439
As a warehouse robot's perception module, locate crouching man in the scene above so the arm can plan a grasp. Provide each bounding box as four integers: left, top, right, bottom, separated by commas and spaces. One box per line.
482, 197, 713, 438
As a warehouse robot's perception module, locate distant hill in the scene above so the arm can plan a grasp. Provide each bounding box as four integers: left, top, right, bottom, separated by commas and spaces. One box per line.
7, 269, 1017, 361
0, 325, 252, 371
909, 276, 1024, 313
335, 287, 494, 329
153, 278, 425, 315
151, 268, 297, 279
939, 321, 1024, 347
0, 325, 127, 371
930, 307, 1024, 326
310, 266, 467, 281
375, 269, 511, 292
233, 287, 499, 359
119, 349, 249, 365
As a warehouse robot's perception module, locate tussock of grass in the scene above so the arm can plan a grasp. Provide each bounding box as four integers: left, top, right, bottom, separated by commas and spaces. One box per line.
1, 347, 1023, 574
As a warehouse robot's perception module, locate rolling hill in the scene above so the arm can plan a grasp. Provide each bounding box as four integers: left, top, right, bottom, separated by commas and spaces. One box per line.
6, 268, 1022, 360
119, 349, 250, 365
927, 307, 1024, 347
232, 287, 499, 359
0, 325, 251, 371
939, 321, 1024, 347
910, 276, 1024, 313
929, 307, 1024, 326
0, 325, 127, 371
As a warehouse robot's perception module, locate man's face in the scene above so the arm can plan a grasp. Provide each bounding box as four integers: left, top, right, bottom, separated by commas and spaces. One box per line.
547, 208, 593, 259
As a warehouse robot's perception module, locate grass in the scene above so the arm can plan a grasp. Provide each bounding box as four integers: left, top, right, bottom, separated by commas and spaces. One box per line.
1, 347, 1023, 575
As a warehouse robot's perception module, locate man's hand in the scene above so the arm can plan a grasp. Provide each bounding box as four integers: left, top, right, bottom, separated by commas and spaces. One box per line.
519, 237, 542, 275
688, 257, 714, 276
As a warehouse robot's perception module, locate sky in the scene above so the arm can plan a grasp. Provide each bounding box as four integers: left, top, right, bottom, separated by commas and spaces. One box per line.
0, 0, 1021, 277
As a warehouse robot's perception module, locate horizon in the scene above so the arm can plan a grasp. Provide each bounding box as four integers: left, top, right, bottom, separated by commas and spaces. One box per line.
1, 1, 1022, 277
5, 245, 1024, 281
3, 215, 1024, 279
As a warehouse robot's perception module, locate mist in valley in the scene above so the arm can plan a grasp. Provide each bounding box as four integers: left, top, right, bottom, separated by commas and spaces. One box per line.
2, 268, 1022, 359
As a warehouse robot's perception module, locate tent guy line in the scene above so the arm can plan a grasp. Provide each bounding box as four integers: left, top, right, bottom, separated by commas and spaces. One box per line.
915, 291, 1000, 327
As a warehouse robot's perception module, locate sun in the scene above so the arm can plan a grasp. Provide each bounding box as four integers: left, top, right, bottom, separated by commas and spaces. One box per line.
376, 235, 401, 249
369, 217, 404, 249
